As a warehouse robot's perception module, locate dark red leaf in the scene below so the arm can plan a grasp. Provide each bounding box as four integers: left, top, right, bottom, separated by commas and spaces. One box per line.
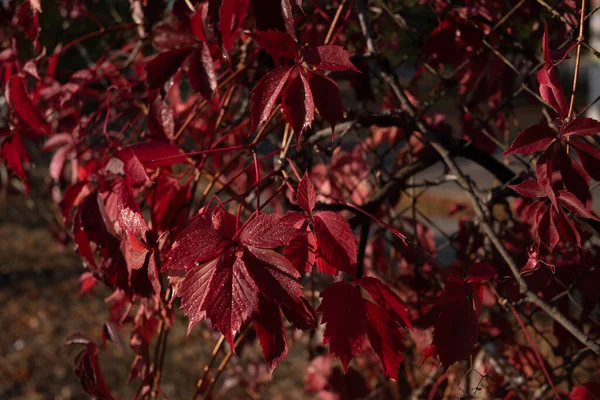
571, 141, 600, 182
569, 383, 600, 400
17, 1, 40, 42
557, 190, 599, 220
556, 145, 590, 204
302, 45, 360, 72
145, 47, 192, 90
1, 132, 30, 190
561, 117, 600, 137
554, 206, 581, 247
313, 211, 357, 277
7, 76, 49, 135
503, 124, 555, 156
537, 66, 569, 119
249, 67, 293, 133
297, 172, 316, 214
538, 206, 560, 252
254, 298, 289, 374
284, 230, 316, 274
318, 282, 366, 371
306, 70, 344, 134
282, 69, 314, 141
465, 262, 496, 284
363, 300, 405, 380
71, 341, 115, 400
432, 299, 478, 369
147, 97, 175, 141
210, 0, 249, 52
507, 180, 546, 199
253, 0, 297, 41
356, 276, 412, 329
190, 3, 209, 42
187, 43, 217, 99
111, 142, 186, 183
251, 30, 299, 60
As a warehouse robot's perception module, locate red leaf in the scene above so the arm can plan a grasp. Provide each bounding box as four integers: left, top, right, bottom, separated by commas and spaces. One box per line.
254, 298, 289, 374
313, 211, 357, 277
239, 211, 305, 248
251, 30, 299, 60
356, 276, 412, 329
561, 117, 600, 137
306, 70, 344, 134
7, 76, 49, 135
17, 1, 40, 42
556, 145, 590, 204
147, 97, 175, 141
364, 300, 405, 380
318, 282, 366, 371
297, 172, 316, 214
569, 383, 600, 400
282, 69, 314, 141
571, 141, 600, 182
557, 190, 599, 220
537, 66, 569, 119
249, 67, 293, 133
187, 43, 217, 99
302, 45, 360, 72
432, 299, 478, 369
1, 132, 30, 190
538, 206, 560, 252
71, 342, 115, 400
465, 262, 496, 284
507, 180, 546, 198
145, 47, 192, 90
210, 0, 249, 52
503, 124, 555, 155
253, 0, 297, 41
284, 230, 316, 274
554, 206, 581, 247
180, 249, 259, 346
190, 4, 209, 42
164, 214, 229, 272
111, 142, 186, 183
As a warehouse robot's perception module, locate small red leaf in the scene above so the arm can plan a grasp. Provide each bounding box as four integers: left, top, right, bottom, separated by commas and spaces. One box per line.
7, 76, 49, 134
302, 45, 360, 72
537, 67, 569, 119
254, 298, 289, 374
147, 97, 175, 141
465, 262, 496, 284
318, 282, 366, 371
508, 180, 546, 198
282, 69, 314, 141
313, 211, 357, 277
251, 30, 299, 60
364, 300, 405, 380
284, 230, 316, 274
249, 67, 293, 133
145, 47, 192, 90
187, 43, 217, 99
538, 206, 560, 251
356, 276, 412, 330
557, 190, 599, 220
306, 70, 344, 135
503, 124, 555, 155
297, 172, 316, 214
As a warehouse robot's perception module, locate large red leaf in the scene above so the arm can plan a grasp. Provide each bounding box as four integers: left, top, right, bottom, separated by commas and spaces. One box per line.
432, 299, 478, 369
356, 276, 412, 329
537, 67, 569, 119
561, 117, 600, 137
571, 141, 600, 182
251, 30, 299, 60
145, 47, 192, 90
318, 282, 366, 370
313, 211, 357, 277
507, 180, 546, 199
254, 298, 289, 374
7, 75, 49, 135
306, 70, 344, 134
209, 0, 249, 52
282, 69, 314, 141
187, 43, 217, 99
363, 300, 405, 380
302, 45, 360, 72
249, 67, 293, 133
503, 124, 555, 155
557, 190, 599, 220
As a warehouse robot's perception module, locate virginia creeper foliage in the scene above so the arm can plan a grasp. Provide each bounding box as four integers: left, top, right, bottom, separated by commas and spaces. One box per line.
2, 0, 600, 398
